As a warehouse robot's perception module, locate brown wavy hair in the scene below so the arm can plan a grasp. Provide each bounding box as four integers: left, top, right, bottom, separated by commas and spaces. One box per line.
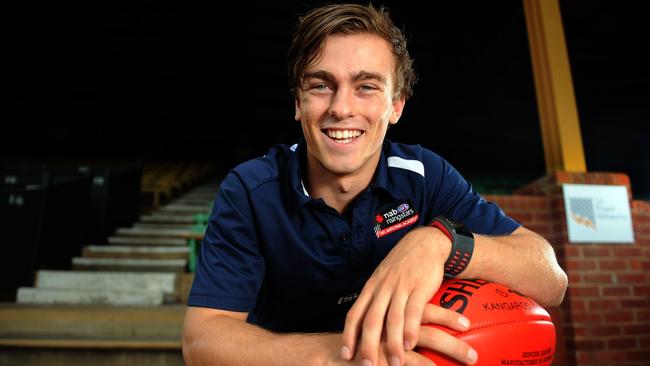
288, 3, 416, 100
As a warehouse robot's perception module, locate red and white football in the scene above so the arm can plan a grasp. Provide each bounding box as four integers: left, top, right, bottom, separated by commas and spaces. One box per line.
418, 279, 556, 365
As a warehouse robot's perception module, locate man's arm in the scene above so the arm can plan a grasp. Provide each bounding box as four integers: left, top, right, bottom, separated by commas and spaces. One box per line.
182, 305, 471, 366
461, 225, 568, 306
182, 307, 340, 366
341, 225, 567, 366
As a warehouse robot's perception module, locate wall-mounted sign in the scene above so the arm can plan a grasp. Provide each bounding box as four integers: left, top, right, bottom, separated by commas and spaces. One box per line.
562, 184, 634, 244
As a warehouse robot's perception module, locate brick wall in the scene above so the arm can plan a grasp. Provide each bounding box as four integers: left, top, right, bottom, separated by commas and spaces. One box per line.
484, 171, 650, 366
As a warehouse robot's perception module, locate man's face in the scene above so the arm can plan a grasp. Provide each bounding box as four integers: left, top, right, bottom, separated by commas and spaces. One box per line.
295, 33, 405, 178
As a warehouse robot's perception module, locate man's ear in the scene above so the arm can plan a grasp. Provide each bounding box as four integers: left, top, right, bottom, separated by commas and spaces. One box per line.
389, 96, 406, 125
294, 98, 302, 121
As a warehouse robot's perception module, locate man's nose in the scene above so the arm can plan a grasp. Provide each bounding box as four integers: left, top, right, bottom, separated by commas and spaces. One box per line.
329, 87, 355, 119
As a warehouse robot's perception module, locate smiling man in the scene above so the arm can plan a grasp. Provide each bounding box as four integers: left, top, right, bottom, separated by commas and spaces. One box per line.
182, 4, 567, 366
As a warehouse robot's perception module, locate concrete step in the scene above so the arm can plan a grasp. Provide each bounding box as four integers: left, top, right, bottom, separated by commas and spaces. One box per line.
107, 236, 187, 246
0, 304, 185, 338
72, 257, 187, 272
83, 245, 189, 259
159, 204, 210, 214
139, 214, 196, 224
170, 198, 214, 205
0, 304, 184, 366
115, 227, 202, 240
132, 222, 197, 230
178, 193, 217, 201
16, 287, 164, 306
34, 270, 177, 298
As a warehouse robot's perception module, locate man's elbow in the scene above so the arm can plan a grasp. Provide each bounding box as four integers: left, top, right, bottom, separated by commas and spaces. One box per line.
182, 321, 200, 365
541, 267, 568, 308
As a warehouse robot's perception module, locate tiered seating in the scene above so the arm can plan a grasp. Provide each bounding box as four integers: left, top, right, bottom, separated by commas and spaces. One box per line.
1, 163, 220, 366
141, 162, 215, 210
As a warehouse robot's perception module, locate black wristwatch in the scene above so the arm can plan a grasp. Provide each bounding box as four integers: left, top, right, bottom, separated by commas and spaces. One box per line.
430, 216, 475, 278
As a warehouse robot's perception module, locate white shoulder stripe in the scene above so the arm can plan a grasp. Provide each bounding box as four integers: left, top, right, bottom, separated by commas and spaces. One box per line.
387, 156, 425, 177
290, 144, 298, 152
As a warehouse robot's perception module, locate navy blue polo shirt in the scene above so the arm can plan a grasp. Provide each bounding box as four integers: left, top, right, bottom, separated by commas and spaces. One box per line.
188, 140, 519, 333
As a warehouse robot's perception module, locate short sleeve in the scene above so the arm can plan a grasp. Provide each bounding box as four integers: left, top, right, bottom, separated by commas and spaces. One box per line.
423, 151, 520, 235
187, 171, 265, 311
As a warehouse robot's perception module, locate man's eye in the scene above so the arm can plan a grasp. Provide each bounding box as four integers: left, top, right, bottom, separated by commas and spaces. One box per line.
360, 85, 378, 92
311, 84, 329, 91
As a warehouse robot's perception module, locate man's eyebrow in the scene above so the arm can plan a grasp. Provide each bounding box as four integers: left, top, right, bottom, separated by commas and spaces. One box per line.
303, 70, 335, 83
352, 71, 386, 85
302, 70, 386, 85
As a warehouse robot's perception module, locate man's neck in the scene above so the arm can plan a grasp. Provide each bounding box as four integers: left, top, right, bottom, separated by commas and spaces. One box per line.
304, 153, 380, 214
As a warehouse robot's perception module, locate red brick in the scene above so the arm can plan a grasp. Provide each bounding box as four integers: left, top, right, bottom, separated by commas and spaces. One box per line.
594, 350, 628, 363
612, 246, 643, 257
573, 339, 605, 351
603, 286, 632, 296
634, 214, 650, 224
570, 325, 589, 337
628, 350, 650, 362
588, 299, 619, 311
533, 211, 552, 222
583, 246, 612, 257
590, 325, 622, 336
617, 273, 648, 284
629, 259, 646, 270
607, 337, 638, 349
564, 246, 581, 258
568, 273, 581, 283
633, 285, 650, 296
583, 273, 613, 284
599, 259, 629, 270
622, 298, 650, 308
571, 311, 604, 323
604, 311, 634, 322
623, 324, 650, 335
636, 309, 650, 322
632, 200, 650, 212
637, 226, 650, 235
567, 259, 597, 271
575, 351, 594, 364
568, 286, 599, 297
510, 212, 533, 223
640, 336, 650, 348
570, 299, 586, 312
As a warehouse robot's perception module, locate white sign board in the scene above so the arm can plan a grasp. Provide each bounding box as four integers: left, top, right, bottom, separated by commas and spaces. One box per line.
562, 184, 635, 243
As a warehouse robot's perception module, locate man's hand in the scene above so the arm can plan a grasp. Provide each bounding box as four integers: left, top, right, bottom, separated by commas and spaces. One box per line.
340, 226, 477, 366
333, 302, 477, 366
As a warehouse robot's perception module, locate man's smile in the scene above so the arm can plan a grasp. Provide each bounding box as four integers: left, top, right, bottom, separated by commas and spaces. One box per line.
322, 128, 365, 144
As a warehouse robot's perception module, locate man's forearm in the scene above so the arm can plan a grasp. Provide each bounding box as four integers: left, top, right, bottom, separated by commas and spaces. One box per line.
460, 226, 568, 307
182, 314, 341, 366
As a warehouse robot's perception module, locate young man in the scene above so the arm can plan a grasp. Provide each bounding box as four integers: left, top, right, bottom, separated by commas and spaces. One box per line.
182, 4, 567, 366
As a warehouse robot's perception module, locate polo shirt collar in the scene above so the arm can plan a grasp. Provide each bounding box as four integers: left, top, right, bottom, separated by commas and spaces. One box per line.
288, 139, 312, 206
288, 140, 401, 206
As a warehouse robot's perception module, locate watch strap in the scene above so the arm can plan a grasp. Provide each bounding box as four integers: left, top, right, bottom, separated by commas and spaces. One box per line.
430, 216, 474, 278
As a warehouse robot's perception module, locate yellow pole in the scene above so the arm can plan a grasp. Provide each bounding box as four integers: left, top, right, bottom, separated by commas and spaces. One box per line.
523, 0, 587, 173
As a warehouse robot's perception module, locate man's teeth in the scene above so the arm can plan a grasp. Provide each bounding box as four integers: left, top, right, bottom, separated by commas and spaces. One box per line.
326, 130, 362, 140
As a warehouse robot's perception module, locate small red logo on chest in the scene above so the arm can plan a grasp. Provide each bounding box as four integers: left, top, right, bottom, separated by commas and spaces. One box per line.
374, 201, 419, 238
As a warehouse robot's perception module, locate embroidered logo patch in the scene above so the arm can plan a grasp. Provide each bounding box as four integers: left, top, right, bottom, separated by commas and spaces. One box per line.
373, 200, 419, 238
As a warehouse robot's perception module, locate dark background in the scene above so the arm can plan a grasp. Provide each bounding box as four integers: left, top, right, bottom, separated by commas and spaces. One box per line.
6, 0, 649, 198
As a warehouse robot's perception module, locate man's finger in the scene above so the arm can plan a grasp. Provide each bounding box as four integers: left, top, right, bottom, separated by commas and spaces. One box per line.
358, 286, 393, 366
404, 349, 436, 366
417, 325, 478, 365
421, 304, 470, 332
341, 286, 374, 360
385, 287, 409, 366
402, 291, 427, 351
